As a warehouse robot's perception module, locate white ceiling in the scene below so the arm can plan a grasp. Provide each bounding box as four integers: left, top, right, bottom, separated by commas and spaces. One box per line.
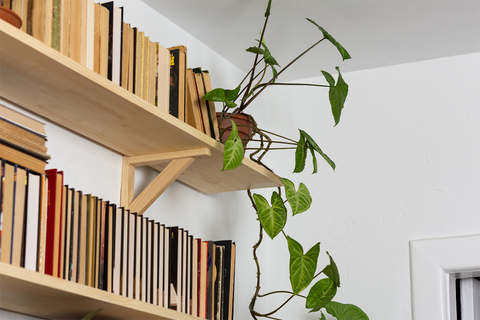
141, 0, 480, 82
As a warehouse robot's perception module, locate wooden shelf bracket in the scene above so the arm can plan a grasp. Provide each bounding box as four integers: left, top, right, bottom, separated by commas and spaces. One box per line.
120, 147, 212, 215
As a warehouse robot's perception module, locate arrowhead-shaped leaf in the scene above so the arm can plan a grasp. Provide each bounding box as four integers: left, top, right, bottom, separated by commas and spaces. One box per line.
324, 301, 369, 320
322, 251, 340, 287
299, 130, 336, 171
222, 120, 244, 171
254, 192, 287, 239
306, 18, 351, 61
287, 236, 320, 294
202, 87, 240, 109
306, 278, 337, 312
322, 68, 349, 126
294, 133, 308, 173
281, 178, 312, 215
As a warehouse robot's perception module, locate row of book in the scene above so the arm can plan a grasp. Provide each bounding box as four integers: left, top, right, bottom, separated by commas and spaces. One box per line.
2, 0, 170, 112
0, 105, 236, 320
2, 0, 223, 140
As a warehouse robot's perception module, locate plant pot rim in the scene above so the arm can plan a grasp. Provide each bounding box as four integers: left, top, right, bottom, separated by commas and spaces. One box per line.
0, 6, 22, 29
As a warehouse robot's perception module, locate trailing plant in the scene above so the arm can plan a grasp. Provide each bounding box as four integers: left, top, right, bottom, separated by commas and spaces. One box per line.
203, 0, 368, 319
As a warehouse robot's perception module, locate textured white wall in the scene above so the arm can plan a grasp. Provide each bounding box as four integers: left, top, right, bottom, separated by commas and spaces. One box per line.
2, 0, 479, 318
253, 52, 480, 319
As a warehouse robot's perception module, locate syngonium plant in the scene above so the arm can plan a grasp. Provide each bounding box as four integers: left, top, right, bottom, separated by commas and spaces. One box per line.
203, 0, 368, 319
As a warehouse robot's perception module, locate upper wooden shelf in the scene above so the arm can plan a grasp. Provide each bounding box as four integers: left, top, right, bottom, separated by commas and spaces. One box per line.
0, 20, 281, 194
0, 263, 200, 320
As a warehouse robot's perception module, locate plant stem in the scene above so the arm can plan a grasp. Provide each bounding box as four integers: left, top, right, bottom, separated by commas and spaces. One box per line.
241, 4, 271, 110
248, 189, 264, 320
240, 37, 326, 111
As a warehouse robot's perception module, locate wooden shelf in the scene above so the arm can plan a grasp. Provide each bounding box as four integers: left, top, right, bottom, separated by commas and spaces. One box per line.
0, 19, 282, 195
0, 263, 200, 320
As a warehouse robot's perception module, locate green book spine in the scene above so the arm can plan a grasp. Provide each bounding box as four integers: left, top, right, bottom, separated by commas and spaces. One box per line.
51, 0, 61, 51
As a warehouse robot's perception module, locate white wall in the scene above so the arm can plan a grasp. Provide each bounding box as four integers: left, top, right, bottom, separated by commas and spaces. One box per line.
254, 52, 480, 319
2, 0, 479, 318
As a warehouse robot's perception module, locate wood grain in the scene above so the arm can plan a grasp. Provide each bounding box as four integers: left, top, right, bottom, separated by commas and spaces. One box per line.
0, 20, 282, 194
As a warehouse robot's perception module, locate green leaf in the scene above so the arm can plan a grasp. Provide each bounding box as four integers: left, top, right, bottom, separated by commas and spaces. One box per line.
322, 68, 349, 126
322, 251, 341, 287
254, 192, 287, 239
306, 279, 337, 312
320, 312, 327, 320
280, 178, 312, 215
306, 18, 351, 61
299, 130, 336, 171
222, 121, 244, 171
81, 309, 102, 320
324, 301, 369, 320
287, 236, 320, 294
246, 46, 279, 67
294, 133, 307, 173
202, 87, 240, 109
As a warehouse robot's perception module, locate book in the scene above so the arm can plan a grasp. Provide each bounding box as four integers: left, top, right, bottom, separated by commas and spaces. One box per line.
213, 245, 225, 320
152, 222, 159, 305
64, 187, 73, 280
44, 169, 58, 275
71, 189, 81, 282
168, 226, 179, 310
0, 143, 46, 174
127, 211, 136, 299
206, 241, 215, 320
60, 0, 70, 57
101, 2, 122, 84
168, 46, 187, 121
44, 0, 53, 47
113, 206, 123, 295
37, 172, 48, 274
198, 240, 209, 319
59, 184, 67, 279
11, 164, 26, 267
135, 213, 142, 300
0, 104, 46, 136
121, 209, 130, 296
185, 68, 205, 133
121, 21, 130, 90
214, 240, 236, 320
86, 194, 97, 287
0, 161, 15, 264
68, 0, 81, 63
52, 171, 63, 278
156, 43, 170, 112
30, 0, 46, 43
202, 70, 220, 140
98, 3, 109, 78
78, 192, 88, 285
193, 68, 212, 138
0, 118, 49, 159
24, 170, 41, 272
51, 0, 60, 51
190, 238, 199, 317
84, 0, 95, 70
163, 224, 170, 308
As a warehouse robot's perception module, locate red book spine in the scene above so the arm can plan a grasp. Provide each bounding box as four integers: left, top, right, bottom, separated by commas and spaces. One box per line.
44, 169, 57, 276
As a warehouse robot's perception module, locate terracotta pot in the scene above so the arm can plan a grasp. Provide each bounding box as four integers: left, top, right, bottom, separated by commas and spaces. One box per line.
0, 5, 22, 29
216, 112, 255, 146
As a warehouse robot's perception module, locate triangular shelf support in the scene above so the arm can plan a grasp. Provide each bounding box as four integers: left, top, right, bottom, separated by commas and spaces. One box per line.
120, 147, 212, 215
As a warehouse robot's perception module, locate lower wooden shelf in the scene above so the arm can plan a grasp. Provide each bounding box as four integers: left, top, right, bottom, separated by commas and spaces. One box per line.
0, 263, 200, 320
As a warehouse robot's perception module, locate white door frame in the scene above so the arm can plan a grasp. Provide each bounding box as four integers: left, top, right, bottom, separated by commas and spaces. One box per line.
410, 234, 480, 319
